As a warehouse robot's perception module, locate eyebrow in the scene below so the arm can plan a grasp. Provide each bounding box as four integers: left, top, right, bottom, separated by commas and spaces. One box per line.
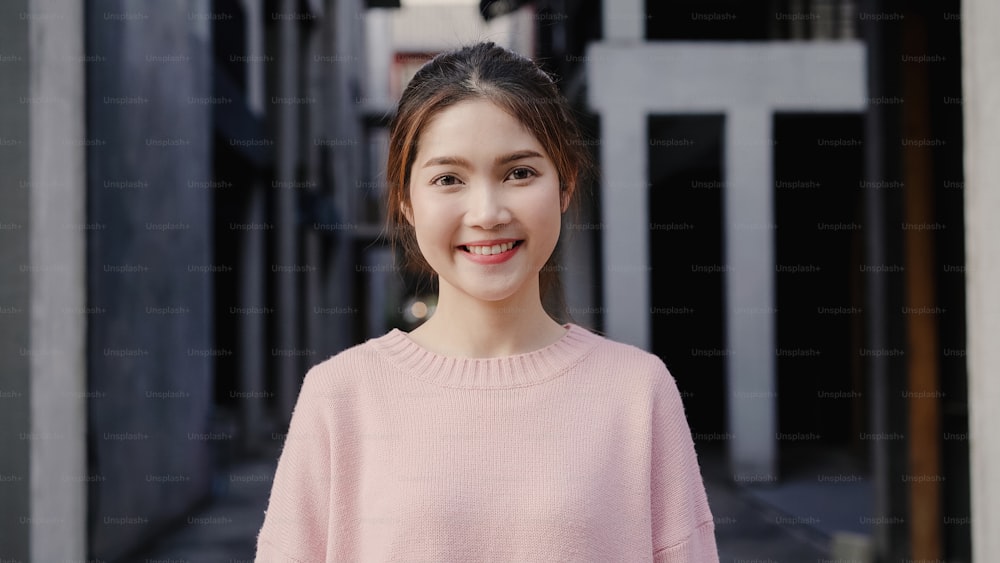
420, 150, 544, 169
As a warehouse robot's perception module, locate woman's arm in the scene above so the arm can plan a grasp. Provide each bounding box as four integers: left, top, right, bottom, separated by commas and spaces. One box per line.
256, 367, 333, 563
649, 364, 720, 562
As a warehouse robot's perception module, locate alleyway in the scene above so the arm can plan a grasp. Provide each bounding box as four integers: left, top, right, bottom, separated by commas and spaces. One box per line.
134, 458, 275, 563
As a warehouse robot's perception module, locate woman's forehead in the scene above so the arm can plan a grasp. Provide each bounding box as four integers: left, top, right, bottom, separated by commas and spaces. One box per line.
415, 100, 548, 161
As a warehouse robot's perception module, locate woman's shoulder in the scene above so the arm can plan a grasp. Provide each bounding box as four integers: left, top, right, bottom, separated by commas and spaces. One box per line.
300, 332, 398, 386
564, 325, 685, 405
572, 324, 672, 374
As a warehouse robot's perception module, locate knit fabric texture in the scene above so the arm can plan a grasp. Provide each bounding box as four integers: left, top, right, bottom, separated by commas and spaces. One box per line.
255, 323, 718, 562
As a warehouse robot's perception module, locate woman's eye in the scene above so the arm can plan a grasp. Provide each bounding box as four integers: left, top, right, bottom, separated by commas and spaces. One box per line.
507, 167, 535, 181
432, 175, 461, 186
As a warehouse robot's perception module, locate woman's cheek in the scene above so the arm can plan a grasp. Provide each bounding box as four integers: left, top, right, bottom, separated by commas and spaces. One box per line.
411, 199, 455, 254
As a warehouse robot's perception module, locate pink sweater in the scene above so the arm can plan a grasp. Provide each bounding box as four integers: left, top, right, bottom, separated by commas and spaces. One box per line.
255, 323, 718, 562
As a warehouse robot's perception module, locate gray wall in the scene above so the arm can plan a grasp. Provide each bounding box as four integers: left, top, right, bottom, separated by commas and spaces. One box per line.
1, 0, 88, 560
87, 1, 215, 559
964, 0, 1000, 558
0, 2, 33, 556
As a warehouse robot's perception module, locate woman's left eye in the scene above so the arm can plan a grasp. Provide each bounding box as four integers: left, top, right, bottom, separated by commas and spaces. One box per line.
507, 167, 536, 181
432, 174, 462, 186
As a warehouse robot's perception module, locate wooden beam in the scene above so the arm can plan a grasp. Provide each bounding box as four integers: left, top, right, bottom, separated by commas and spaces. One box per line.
900, 9, 942, 560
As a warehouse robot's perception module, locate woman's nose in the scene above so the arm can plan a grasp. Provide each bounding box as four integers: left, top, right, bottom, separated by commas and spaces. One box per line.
464, 185, 512, 230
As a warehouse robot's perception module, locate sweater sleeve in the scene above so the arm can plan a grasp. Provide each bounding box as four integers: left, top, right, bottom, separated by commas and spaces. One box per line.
255, 366, 332, 563
649, 363, 719, 562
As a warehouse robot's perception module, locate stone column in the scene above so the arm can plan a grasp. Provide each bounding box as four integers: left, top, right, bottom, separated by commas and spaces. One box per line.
599, 108, 650, 348
962, 0, 1000, 557
240, 183, 268, 450
724, 108, 777, 478
0, 0, 87, 560
603, 0, 643, 42
275, 0, 302, 423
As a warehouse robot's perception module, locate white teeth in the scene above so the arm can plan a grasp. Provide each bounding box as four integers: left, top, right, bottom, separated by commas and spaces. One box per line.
466, 241, 515, 255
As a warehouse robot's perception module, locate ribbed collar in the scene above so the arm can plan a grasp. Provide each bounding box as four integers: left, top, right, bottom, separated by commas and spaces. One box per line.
370, 323, 599, 389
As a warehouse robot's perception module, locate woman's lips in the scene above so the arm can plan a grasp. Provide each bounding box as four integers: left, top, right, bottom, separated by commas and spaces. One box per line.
458, 240, 523, 264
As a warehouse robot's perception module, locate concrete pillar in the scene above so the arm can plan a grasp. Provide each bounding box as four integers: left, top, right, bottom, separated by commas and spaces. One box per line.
858, 5, 910, 557
238, 0, 268, 451
600, 108, 650, 348
724, 108, 777, 478
0, 0, 87, 560
0, 5, 33, 558
962, 0, 1000, 557
603, 0, 643, 42
275, 0, 301, 423
240, 184, 268, 450
363, 8, 393, 108
303, 15, 323, 406
242, 0, 265, 114
325, 0, 365, 356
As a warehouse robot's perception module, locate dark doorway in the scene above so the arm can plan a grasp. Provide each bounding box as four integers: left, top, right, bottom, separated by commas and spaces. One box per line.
773, 113, 866, 467
648, 114, 727, 439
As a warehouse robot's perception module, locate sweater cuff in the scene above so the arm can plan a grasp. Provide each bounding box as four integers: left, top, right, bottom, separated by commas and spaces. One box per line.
255, 537, 310, 563
653, 520, 718, 563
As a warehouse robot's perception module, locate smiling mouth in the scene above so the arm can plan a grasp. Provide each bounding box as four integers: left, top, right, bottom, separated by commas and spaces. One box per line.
459, 240, 523, 256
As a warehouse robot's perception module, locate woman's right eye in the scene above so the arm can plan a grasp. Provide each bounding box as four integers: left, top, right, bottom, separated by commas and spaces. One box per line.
432, 174, 461, 186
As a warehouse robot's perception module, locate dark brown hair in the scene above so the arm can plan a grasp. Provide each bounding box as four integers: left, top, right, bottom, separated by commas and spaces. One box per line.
386, 41, 593, 319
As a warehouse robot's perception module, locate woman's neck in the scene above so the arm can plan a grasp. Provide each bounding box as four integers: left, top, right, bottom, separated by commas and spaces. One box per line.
406, 282, 566, 358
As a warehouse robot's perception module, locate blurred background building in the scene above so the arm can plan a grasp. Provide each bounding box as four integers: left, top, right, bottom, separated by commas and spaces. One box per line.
1, 0, 998, 561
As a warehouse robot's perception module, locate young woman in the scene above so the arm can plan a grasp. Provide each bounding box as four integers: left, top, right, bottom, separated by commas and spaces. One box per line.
256, 42, 718, 562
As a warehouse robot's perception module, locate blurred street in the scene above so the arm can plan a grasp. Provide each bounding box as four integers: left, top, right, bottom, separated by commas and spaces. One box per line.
3, 0, 991, 561
133, 456, 276, 563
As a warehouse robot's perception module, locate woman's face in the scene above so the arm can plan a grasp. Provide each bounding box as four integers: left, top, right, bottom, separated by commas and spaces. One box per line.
406, 99, 565, 307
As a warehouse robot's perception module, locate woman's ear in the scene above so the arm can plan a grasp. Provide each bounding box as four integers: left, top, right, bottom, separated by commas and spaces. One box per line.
560, 185, 574, 213
402, 201, 414, 226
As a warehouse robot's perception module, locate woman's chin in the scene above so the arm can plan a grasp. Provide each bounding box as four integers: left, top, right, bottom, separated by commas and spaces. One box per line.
439, 279, 526, 309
